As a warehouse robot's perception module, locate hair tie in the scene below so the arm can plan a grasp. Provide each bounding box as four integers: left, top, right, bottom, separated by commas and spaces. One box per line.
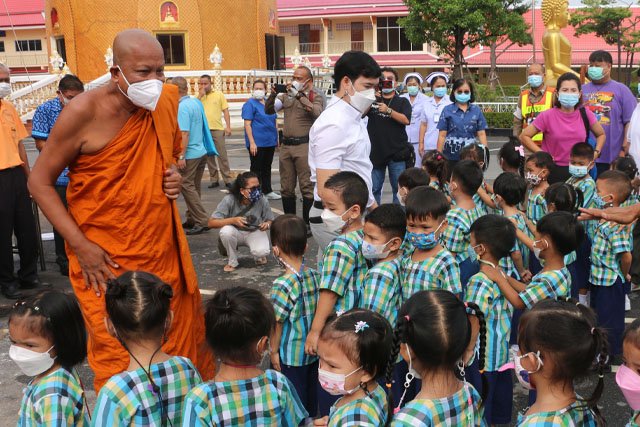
591, 327, 595, 335
355, 321, 369, 333
404, 315, 410, 322
515, 145, 525, 157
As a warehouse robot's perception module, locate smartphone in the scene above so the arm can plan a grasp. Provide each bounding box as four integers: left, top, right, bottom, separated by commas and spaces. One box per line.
274, 83, 287, 94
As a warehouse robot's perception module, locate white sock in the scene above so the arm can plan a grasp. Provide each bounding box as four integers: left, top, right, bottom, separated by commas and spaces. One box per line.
579, 293, 588, 306
626, 295, 631, 311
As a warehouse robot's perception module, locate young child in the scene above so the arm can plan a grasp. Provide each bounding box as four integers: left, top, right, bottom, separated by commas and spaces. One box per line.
94, 271, 202, 426
440, 160, 485, 287
389, 290, 487, 425
589, 170, 633, 359
465, 214, 517, 426
498, 137, 525, 176
183, 287, 307, 426
10, 291, 89, 426
314, 308, 392, 426
269, 214, 321, 416
460, 144, 493, 214
514, 299, 606, 425
492, 172, 530, 282
306, 171, 370, 363
421, 150, 450, 195
397, 167, 430, 206
524, 152, 553, 273
617, 319, 640, 425
359, 203, 408, 404
401, 186, 461, 299
566, 142, 597, 208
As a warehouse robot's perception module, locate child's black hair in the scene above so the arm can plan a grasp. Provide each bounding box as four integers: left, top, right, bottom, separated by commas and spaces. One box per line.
230, 171, 259, 202
526, 151, 555, 171
570, 142, 595, 161
421, 150, 450, 189
499, 137, 525, 176
493, 172, 527, 206
470, 214, 516, 260
598, 170, 633, 202
384, 290, 486, 423
519, 298, 608, 424
536, 211, 584, 255
405, 186, 450, 222
460, 144, 490, 172
545, 183, 584, 214
204, 286, 275, 365
9, 290, 87, 370
270, 214, 307, 258
397, 167, 430, 190
365, 204, 407, 241
325, 171, 369, 213
451, 160, 483, 196
105, 271, 174, 341
623, 318, 640, 349
612, 156, 639, 181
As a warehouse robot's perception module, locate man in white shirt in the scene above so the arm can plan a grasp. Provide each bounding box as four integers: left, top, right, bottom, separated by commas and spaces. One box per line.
308, 50, 381, 251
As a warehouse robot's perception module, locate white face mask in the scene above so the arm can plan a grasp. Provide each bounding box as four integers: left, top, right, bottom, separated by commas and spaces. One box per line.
321, 207, 352, 234
9, 345, 56, 377
0, 82, 11, 98
361, 239, 392, 260
347, 79, 376, 114
318, 366, 362, 395
292, 79, 308, 93
117, 66, 163, 111
532, 238, 549, 260
253, 89, 266, 99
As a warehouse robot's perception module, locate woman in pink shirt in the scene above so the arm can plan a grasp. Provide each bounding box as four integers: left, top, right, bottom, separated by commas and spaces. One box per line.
520, 72, 605, 182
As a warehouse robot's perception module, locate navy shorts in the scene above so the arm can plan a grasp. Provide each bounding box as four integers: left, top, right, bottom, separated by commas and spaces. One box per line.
281, 361, 319, 417
591, 278, 626, 356
467, 359, 513, 425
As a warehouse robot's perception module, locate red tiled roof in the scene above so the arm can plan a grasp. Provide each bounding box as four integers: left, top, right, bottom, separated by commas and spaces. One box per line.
0, 0, 45, 27
277, 0, 407, 19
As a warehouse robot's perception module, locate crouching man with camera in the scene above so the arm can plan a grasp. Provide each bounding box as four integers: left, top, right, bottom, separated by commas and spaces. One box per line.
366, 67, 412, 205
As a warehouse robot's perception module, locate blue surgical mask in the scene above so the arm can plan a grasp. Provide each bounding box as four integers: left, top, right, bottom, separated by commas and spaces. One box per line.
588, 66, 605, 81
569, 164, 589, 178
433, 87, 447, 98
557, 93, 580, 108
248, 188, 262, 203
406, 221, 444, 250
454, 92, 471, 103
528, 75, 543, 88
407, 86, 420, 96
593, 193, 613, 209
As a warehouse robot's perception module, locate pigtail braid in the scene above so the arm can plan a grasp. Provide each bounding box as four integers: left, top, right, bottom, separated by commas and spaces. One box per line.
385, 315, 408, 426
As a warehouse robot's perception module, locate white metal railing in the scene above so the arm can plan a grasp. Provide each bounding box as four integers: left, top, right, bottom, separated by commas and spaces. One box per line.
476, 102, 517, 113
12, 74, 61, 119
0, 53, 48, 68
285, 41, 374, 56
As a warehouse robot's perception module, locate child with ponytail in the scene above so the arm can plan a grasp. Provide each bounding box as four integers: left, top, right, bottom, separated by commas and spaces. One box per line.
499, 137, 526, 176
421, 150, 450, 195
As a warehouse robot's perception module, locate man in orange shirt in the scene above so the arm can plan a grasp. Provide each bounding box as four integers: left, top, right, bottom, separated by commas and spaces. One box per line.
0, 64, 43, 299
29, 29, 214, 391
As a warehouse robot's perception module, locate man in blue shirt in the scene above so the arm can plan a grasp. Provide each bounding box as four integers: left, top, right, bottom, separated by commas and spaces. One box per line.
173, 76, 212, 235
32, 74, 84, 276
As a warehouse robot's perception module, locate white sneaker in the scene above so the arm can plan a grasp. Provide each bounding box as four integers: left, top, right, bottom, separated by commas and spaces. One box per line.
626, 295, 632, 312
266, 192, 282, 200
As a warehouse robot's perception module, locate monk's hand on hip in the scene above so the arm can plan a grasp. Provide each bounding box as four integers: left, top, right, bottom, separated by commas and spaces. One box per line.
77, 240, 119, 297
163, 166, 182, 200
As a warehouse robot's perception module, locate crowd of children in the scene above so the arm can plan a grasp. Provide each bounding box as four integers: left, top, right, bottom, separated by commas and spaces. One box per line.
9, 140, 640, 426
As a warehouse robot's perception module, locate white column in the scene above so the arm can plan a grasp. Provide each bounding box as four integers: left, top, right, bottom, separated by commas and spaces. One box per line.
322, 18, 329, 54
370, 16, 377, 53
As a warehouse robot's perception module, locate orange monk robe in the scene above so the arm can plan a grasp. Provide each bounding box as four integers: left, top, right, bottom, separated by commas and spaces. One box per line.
65, 84, 214, 391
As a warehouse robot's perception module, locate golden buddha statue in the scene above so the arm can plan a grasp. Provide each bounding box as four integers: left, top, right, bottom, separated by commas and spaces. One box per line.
542, 0, 580, 87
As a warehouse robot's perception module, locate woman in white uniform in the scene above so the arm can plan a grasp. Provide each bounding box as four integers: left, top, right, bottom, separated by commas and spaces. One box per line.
401, 72, 429, 166
418, 72, 452, 158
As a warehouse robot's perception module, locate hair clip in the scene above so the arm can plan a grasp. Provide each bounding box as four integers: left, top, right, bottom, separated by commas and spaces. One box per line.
591, 327, 595, 335
355, 321, 369, 333
13, 301, 25, 308
404, 315, 410, 322
33, 306, 40, 312
515, 145, 525, 157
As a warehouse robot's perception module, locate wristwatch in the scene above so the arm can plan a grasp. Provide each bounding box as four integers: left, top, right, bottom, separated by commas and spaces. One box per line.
387, 108, 394, 117
178, 155, 185, 160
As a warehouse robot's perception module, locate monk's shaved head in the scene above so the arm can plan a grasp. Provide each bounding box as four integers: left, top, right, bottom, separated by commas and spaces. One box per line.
113, 29, 163, 66
172, 76, 188, 94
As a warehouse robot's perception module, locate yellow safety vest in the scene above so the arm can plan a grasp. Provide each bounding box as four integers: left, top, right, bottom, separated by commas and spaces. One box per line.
521, 88, 554, 143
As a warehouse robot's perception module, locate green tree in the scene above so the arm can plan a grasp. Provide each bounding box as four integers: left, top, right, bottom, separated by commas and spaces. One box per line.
570, 0, 639, 83
400, 0, 531, 80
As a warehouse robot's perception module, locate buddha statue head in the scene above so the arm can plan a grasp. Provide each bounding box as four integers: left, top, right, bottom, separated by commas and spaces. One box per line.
542, 0, 570, 29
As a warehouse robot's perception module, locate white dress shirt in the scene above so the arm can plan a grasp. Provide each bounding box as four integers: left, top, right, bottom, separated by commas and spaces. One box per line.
627, 102, 640, 168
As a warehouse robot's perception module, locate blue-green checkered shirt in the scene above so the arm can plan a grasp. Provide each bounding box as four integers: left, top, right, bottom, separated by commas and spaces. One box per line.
519, 268, 571, 309
526, 189, 547, 226
400, 247, 461, 301
566, 176, 596, 208
361, 257, 402, 328
516, 400, 597, 426
328, 384, 388, 426
590, 220, 632, 286
440, 205, 484, 263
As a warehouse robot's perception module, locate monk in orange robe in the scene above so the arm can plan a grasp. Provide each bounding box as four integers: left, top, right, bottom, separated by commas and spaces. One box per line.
29, 29, 214, 391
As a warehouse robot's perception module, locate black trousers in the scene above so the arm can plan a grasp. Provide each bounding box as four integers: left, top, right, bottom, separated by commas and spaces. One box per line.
54, 185, 68, 265
0, 167, 38, 286
249, 146, 276, 195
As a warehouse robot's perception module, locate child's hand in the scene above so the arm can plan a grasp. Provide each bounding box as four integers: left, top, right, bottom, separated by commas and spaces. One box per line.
313, 416, 329, 426
520, 270, 532, 283
481, 263, 505, 283
270, 352, 281, 371
305, 330, 319, 356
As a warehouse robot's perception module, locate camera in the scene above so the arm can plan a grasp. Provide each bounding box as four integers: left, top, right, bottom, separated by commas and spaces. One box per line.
274, 83, 287, 94
378, 79, 394, 91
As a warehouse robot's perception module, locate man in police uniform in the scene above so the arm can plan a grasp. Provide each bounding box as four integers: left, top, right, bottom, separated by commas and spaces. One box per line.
513, 63, 555, 144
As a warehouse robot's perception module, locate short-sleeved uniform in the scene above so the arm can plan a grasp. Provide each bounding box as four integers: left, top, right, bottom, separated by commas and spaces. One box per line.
566, 176, 597, 209
391, 383, 486, 426
400, 247, 461, 300
241, 98, 277, 148
440, 206, 484, 264
516, 400, 598, 426
436, 103, 488, 161
328, 384, 388, 427
178, 96, 208, 159
519, 268, 571, 309
31, 98, 69, 186
93, 356, 202, 426
320, 230, 369, 314
18, 367, 89, 427
525, 189, 547, 226
182, 369, 307, 426
360, 257, 402, 327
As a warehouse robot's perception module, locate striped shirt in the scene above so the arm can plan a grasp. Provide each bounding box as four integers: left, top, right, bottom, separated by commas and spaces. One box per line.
566, 176, 596, 208
590, 220, 632, 286
516, 400, 598, 426
93, 356, 201, 427
428, 180, 449, 196
519, 268, 571, 309
320, 229, 369, 314
18, 367, 89, 427
270, 268, 320, 367
505, 212, 530, 271
526, 189, 547, 225
182, 369, 307, 426
465, 272, 514, 371
328, 384, 388, 427
440, 205, 484, 263
400, 247, 461, 301
360, 257, 402, 328
391, 382, 486, 426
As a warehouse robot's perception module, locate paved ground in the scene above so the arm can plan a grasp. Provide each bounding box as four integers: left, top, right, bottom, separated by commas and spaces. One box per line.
0, 135, 636, 424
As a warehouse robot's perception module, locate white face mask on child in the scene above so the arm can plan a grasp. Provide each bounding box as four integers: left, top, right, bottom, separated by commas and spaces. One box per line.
9, 345, 56, 377
318, 366, 362, 395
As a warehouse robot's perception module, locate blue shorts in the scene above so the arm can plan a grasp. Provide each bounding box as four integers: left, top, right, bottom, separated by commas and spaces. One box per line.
575, 238, 592, 292
467, 359, 513, 425
591, 278, 626, 356
567, 261, 579, 299
281, 361, 319, 417
459, 257, 479, 292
